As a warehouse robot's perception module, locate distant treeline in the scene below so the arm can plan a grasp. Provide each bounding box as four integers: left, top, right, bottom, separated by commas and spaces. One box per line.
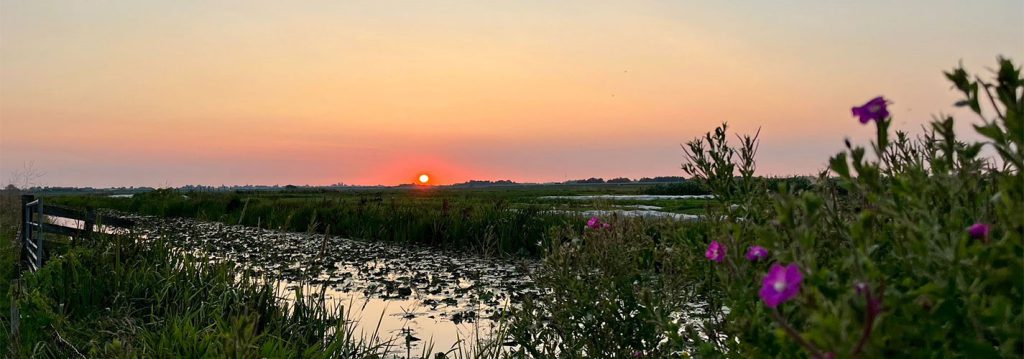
12, 185, 155, 195
447, 179, 518, 188
21, 175, 813, 195
451, 176, 692, 186
566, 176, 688, 184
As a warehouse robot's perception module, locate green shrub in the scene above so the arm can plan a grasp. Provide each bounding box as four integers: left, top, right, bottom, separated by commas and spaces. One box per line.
503, 57, 1022, 358
683, 58, 1023, 357
506, 217, 712, 357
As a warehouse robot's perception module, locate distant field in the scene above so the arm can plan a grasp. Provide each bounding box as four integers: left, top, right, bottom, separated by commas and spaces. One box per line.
49, 183, 718, 257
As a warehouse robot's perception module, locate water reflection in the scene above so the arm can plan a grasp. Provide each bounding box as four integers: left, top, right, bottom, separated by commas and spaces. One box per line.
45, 215, 131, 235
135, 216, 537, 354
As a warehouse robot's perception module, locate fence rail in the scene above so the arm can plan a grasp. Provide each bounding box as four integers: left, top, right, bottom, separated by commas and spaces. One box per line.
19, 194, 135, 272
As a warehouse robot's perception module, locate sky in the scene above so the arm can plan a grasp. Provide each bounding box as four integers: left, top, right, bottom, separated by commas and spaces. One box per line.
1, 1, 1022, 187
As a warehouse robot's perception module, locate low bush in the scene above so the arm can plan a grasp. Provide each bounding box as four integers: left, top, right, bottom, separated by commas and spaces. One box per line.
506, 58, 1022, 358
683, 58, 1023, 357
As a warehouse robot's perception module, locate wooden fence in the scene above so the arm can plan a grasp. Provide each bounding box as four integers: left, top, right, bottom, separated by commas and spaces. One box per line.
19, 194, 135, 272
9, 195, 135, 353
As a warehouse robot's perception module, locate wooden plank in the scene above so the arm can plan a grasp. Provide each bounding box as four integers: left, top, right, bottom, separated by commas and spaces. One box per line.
40, 205, 89, 221
29, 221, 87, 237
39, 223, 86, 238
41, 205, 135, 228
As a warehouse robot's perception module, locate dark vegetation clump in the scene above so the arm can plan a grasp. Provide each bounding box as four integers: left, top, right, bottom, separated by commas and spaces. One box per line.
641, 180, 710, 195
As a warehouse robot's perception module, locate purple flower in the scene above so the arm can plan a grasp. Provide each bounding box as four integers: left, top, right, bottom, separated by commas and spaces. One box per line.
586, 216, 602, 229
851, 96, 890, 124
602, 222, 611, 229
967, 222, 990, 239
854, 281, 868, 295
759, 263, 803, 308
745, 246, 769, 261
854, 281, 883, 316
705, 240, 725, 262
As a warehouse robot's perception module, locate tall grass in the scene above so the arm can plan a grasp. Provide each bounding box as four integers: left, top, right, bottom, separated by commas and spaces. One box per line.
6, 230, 410, 357
1, 186, 26, 356
53, 190, 580, 257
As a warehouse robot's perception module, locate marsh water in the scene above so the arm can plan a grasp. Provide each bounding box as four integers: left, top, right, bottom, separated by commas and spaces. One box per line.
130, 216, 537, 353
54, 194, 706, 353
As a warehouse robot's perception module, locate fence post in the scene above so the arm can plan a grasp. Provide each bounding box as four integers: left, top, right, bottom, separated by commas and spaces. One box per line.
19, 195, 32, 268
36, 198, 44, 269
83, 207, 96, 242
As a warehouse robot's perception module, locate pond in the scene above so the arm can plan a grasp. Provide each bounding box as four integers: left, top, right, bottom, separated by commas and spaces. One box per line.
133, 216, 538, 354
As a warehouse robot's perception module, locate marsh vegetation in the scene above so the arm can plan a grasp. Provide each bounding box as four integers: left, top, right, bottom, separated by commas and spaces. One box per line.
2, 59, 1022, 358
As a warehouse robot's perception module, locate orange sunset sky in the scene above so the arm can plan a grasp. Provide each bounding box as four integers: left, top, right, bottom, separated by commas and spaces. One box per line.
1, 1, 1022, 187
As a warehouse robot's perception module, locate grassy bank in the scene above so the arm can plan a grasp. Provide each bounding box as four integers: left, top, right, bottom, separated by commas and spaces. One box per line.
3, 229, 401, 357
2, 228, 519, 358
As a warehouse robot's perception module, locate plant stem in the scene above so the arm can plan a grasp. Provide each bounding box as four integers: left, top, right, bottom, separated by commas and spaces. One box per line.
853, 285, 883, 357
771, 308, 822, 357
851, 300, 874, 356
976, 76, 1005, 120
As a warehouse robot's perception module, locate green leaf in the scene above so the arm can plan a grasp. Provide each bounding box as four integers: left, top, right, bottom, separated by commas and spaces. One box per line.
829, 153, 850, 178
973, 123, 1005, 143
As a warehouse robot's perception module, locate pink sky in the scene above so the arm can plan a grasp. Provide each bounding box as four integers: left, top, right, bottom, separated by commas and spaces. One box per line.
2, 1, 1021, 186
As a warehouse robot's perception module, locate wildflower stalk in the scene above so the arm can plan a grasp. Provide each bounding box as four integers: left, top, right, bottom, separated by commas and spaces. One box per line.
725, 257, 740, 278
852, 283, 884, 356
770, 308, 822, 357
852, 309, 875, 357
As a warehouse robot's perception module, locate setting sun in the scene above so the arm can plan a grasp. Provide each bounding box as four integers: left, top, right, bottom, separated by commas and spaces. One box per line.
0, 1, 1019, 356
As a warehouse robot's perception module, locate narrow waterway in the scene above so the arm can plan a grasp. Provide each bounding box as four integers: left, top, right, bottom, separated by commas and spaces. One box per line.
133, 216, 539, 354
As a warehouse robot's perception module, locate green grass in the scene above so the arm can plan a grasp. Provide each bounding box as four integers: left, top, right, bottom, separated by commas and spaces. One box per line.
5, 229, 463, 357
49, 185, 716, 257
1, 188, 24, 356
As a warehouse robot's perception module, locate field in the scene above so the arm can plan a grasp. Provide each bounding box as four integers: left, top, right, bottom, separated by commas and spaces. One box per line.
5, 182, 728, 356
1, 60, 1022, 358
48, 183, 717, 257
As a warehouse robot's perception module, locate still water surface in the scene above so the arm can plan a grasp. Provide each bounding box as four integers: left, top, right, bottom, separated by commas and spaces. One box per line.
133, 216, 538, 353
